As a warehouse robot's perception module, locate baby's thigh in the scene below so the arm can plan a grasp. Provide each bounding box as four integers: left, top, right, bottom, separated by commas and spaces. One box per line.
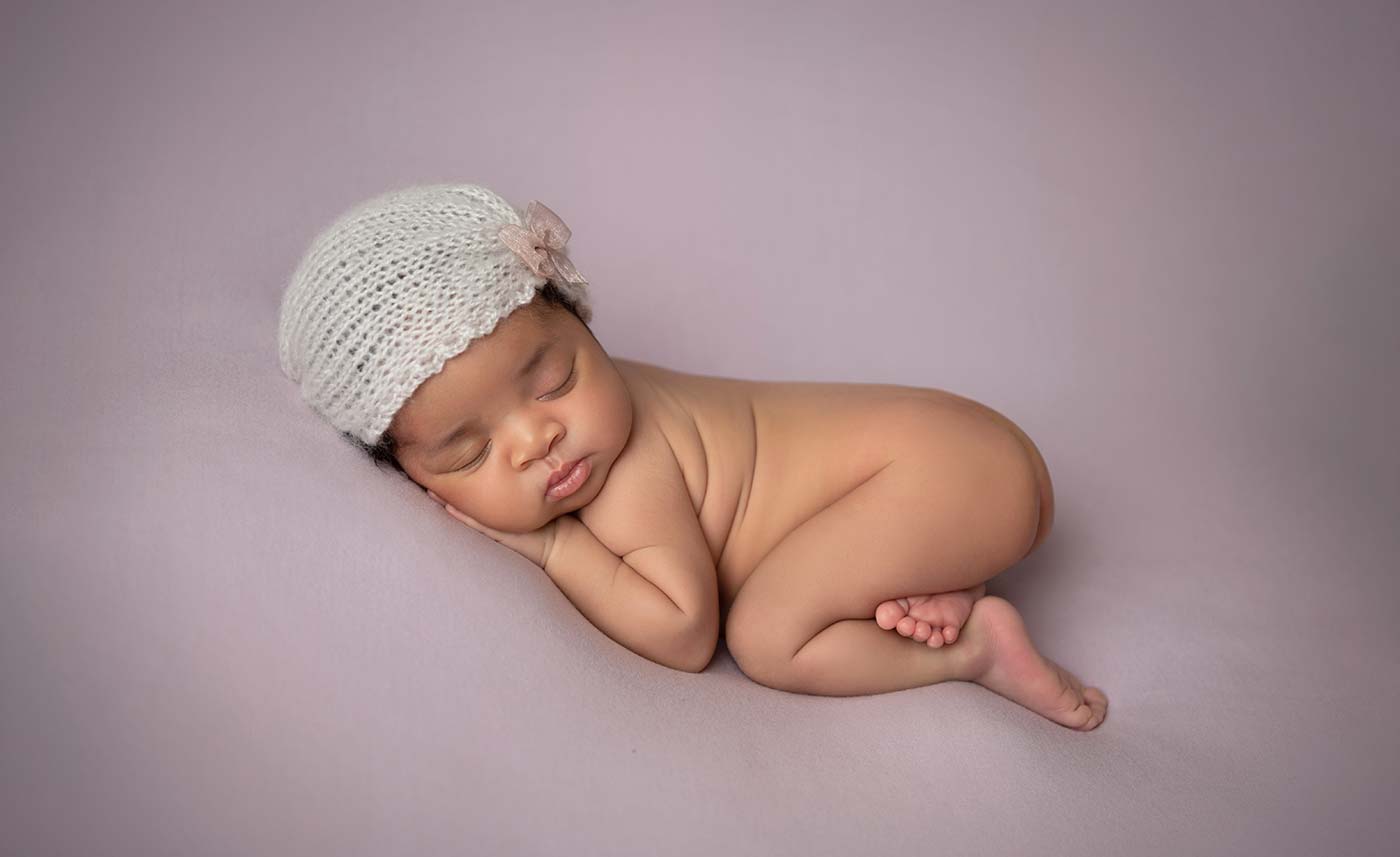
862, 406, 1043, 588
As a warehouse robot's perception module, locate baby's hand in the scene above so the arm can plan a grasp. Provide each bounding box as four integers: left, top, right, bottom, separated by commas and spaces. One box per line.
427, 490, 557, 569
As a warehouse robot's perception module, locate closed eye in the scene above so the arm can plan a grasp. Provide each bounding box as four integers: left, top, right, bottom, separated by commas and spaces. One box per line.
459, 443, 490, 471
544, 362, 578, 399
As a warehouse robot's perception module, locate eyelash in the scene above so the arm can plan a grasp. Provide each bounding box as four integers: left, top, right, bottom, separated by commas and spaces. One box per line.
455, 363, 577, 471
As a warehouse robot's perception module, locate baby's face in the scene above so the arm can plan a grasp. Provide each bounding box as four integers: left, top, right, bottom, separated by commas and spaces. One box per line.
388, 302, 633, 534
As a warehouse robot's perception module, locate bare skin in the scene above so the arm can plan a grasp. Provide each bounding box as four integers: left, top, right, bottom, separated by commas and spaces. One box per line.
958, 595, 1109, 731
396, 296, 1107, 729
875, 583, 987, 648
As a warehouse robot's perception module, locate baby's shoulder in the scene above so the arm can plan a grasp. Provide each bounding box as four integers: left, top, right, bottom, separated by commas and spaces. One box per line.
609, 358, 714, 490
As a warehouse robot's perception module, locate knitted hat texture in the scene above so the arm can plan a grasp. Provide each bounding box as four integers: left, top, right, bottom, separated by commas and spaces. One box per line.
277, 183, 592, 447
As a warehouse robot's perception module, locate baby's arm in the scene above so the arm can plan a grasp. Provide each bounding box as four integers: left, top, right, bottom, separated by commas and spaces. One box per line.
544, 515, 715, 672
543, 409, 720, 672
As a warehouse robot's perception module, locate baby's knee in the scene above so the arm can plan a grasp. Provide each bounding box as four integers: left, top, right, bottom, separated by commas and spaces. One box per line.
724, 601, 806, 689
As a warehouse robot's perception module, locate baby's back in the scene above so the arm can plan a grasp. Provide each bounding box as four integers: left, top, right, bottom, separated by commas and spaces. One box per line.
604, 358, 1040, 618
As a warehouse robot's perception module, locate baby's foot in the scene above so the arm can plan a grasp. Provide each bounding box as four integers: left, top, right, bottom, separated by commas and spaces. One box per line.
875, 583, 987, 648
956, 595, 1109, 731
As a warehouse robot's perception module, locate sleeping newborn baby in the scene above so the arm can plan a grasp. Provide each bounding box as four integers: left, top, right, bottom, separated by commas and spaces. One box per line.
278, 183, 1108, 732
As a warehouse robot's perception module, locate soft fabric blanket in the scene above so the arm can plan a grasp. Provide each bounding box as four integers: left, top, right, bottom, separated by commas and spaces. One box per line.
3, 2, 1397, 854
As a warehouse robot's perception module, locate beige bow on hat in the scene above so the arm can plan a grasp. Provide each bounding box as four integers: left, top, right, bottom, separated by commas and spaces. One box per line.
496, 200, 589, 287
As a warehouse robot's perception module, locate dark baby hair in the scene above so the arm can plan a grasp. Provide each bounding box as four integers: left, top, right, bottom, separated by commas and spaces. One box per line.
342, 282, 588, 478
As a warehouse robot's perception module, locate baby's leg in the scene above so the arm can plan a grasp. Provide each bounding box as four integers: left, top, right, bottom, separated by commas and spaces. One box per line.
724, 451, 1105, 728
779, 595, 1108, 730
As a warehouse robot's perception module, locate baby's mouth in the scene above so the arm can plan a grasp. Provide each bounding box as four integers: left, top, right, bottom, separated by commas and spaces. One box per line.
545, 457, 590, 499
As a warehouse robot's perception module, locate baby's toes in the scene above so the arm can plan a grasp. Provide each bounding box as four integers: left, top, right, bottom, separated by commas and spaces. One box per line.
902, 597, 942, 623
925, 627, 946, 648
942, 624, 958, 645
910, 621, 934, 643
875, 598, 910, 631
895, 616, 918, 637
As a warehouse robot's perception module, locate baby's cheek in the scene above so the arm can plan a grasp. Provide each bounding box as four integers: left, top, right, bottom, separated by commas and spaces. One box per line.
594, 375, 635, 438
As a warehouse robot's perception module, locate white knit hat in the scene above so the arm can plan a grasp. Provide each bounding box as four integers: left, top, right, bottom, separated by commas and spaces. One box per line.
277, 182, 593, 446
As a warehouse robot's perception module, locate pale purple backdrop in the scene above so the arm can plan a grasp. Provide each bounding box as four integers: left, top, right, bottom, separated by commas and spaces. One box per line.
3, 1, 1398, 855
